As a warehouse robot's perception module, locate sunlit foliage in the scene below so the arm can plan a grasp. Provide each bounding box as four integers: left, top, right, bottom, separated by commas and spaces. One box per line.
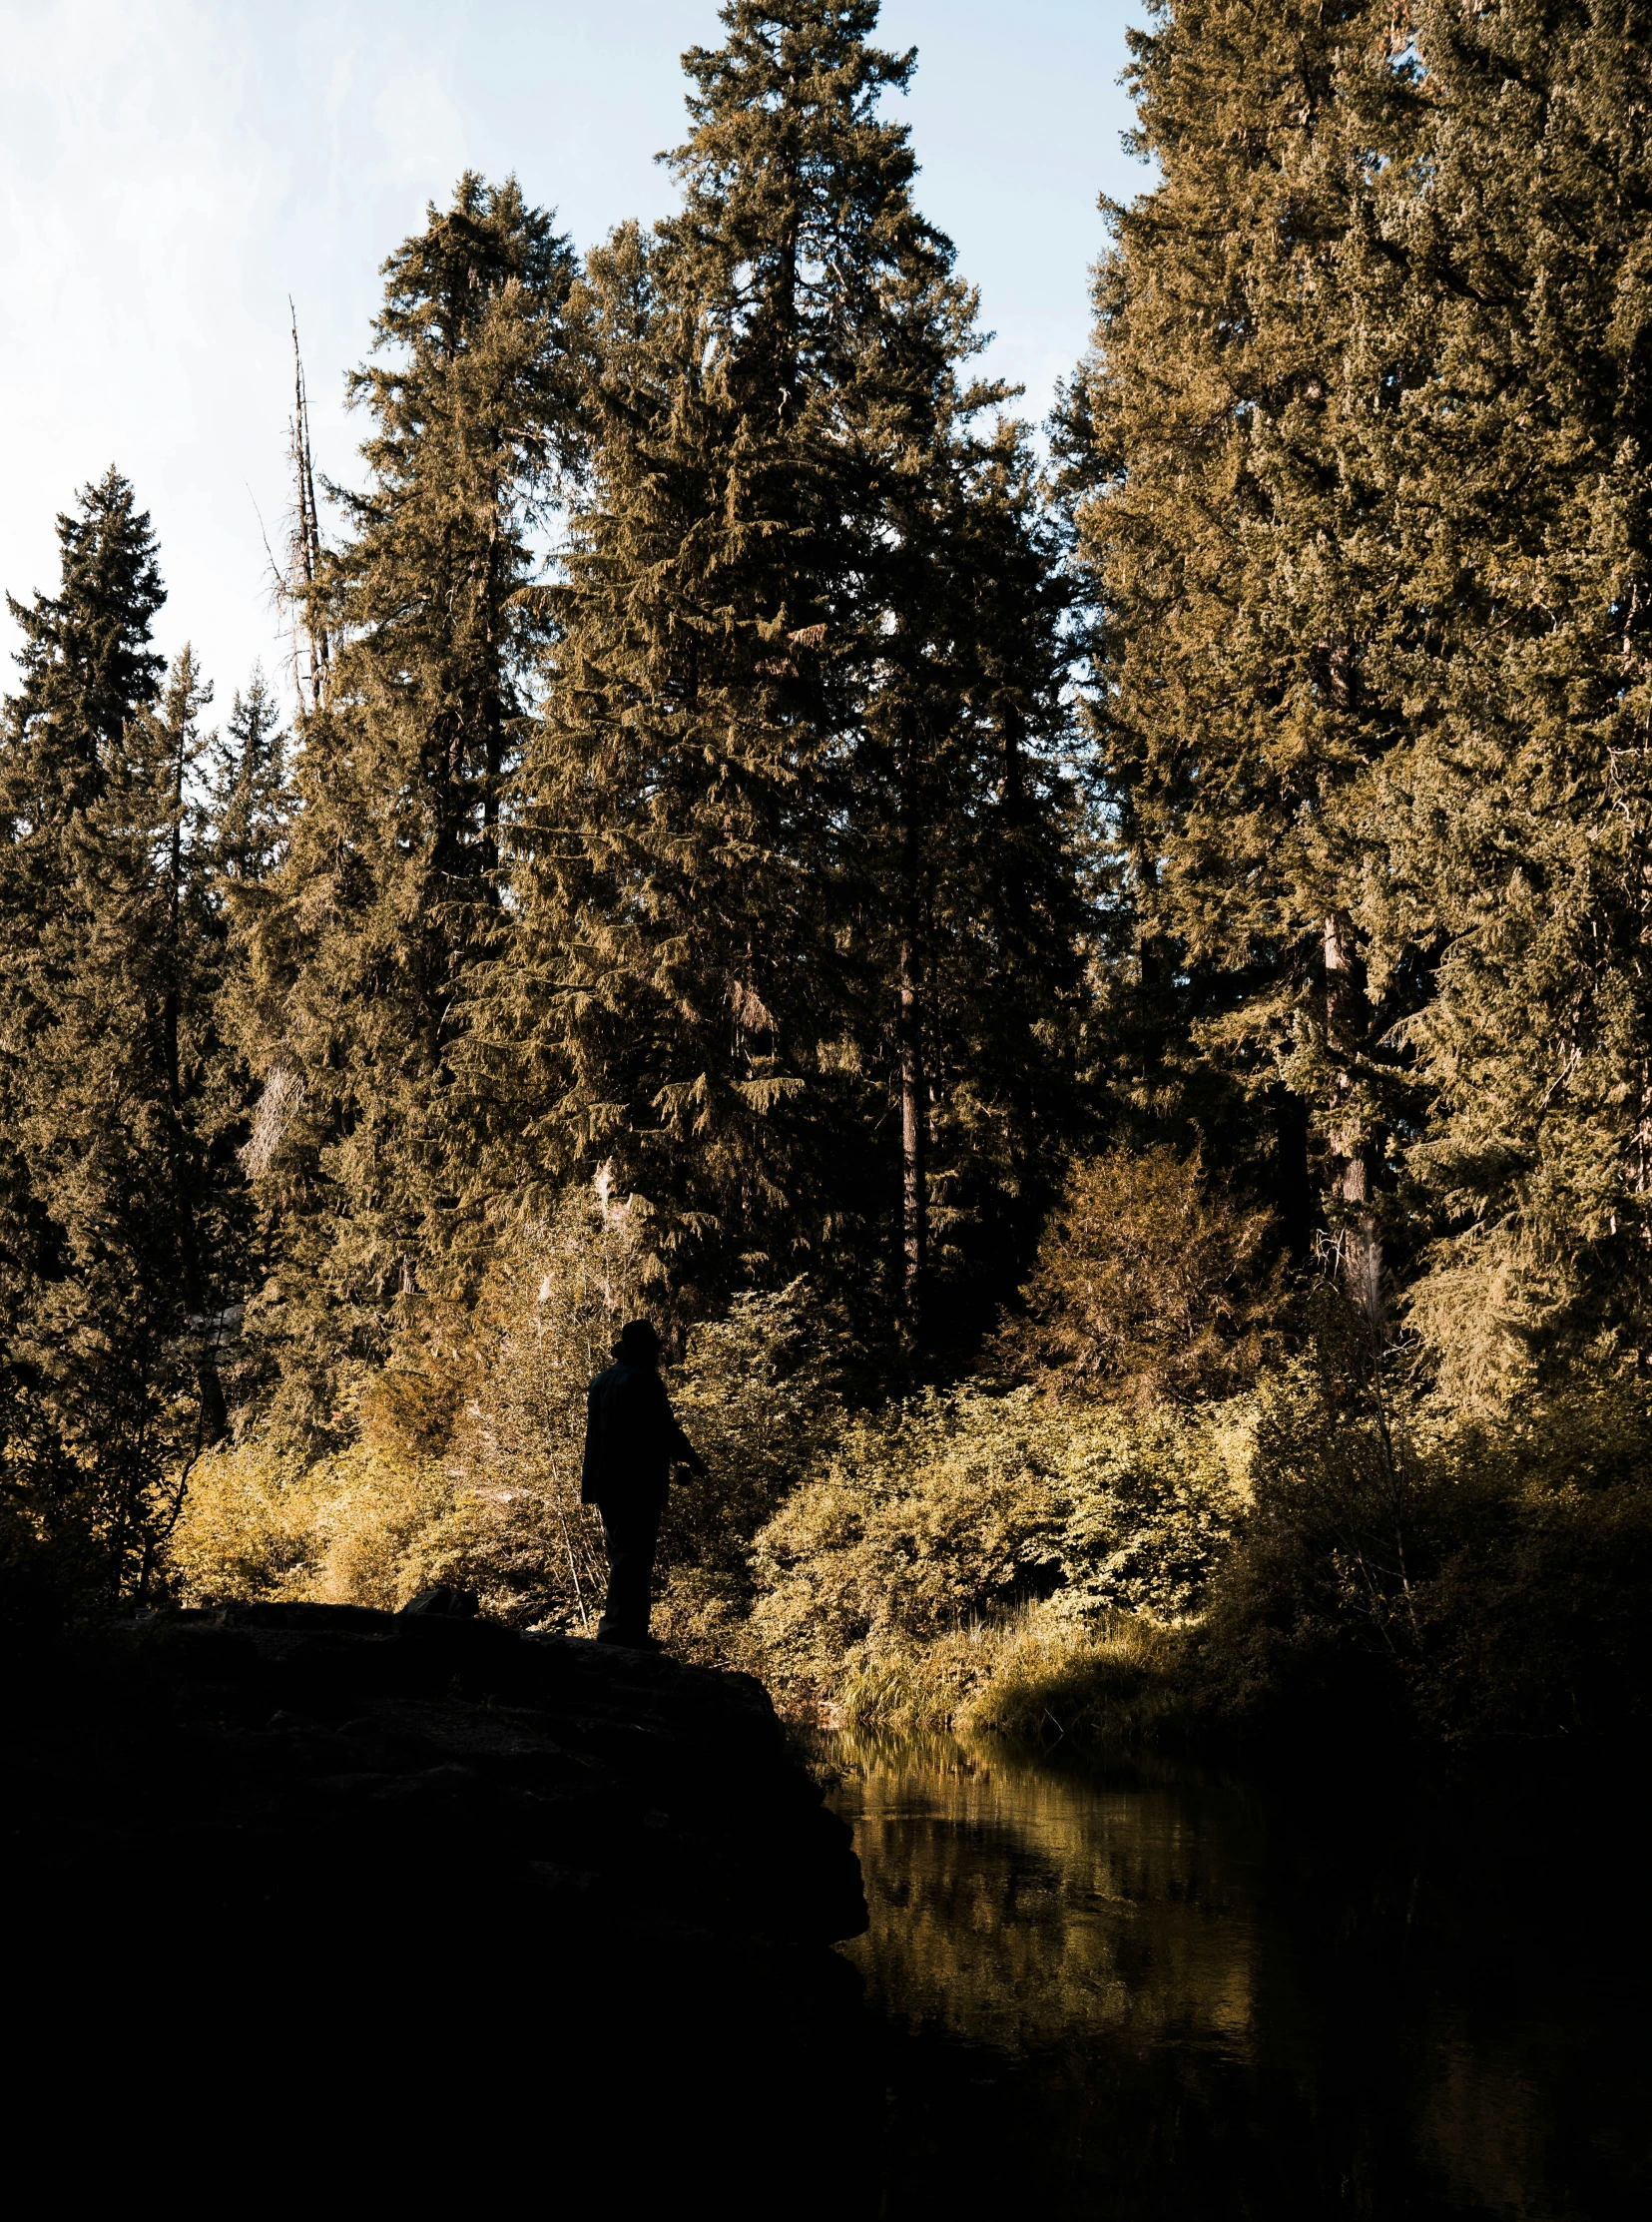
6, 3, 1652, 1769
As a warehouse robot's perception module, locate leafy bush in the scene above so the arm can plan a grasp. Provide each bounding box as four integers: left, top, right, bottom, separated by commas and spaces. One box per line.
1048, 1401, 1251, 1623
992, 1146, 1287, 1404
168, 1437, 465, 1610
1190, 1325, 1652, 1750
438, 1184, 656, 1627
752, 1390, 1068, 1699
751, 1387, 1251, 1706
750, 1280, 1652, 1760
166, 1182, 853, 1644
167, 1182, 651, 1621
822, 1604, 1183, 1747
167, 1440, 319, 1604
168, 1178, 1652, 1766
651, 1284, 848, 1662
445, 1251, 846, 1640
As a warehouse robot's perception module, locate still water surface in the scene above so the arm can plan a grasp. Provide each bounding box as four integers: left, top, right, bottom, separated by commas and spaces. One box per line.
825, 1739, 1649, 2219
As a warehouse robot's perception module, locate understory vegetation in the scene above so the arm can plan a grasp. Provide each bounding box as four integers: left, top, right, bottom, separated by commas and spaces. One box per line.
158, 1161, 1652, 1757
7, 1, 1652, 1761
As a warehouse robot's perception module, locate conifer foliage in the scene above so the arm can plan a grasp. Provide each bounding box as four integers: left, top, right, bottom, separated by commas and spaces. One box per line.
1368, 0, 1652, 1389
1063, 0, 1652, 1385
7, 0, 1652, 1613
508, 2, 1081, 1330
239, 177, 581, 1439
1060, 0, 1416, 1313
1, 480, 240, 1594
211, 666, 290, 890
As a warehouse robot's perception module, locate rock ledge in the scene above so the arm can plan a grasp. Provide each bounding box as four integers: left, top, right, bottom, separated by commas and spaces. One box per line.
10, 1602, 871, 2188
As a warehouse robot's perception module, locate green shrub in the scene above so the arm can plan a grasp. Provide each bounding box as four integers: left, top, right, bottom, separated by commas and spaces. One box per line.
750, 1293, 1652, 1760
439, 1184, 657, 1627
1190, 1340, 1652, 1750
991, 1145, 1287, 1404
168, 1437, 469, 1611
825, 1603, 1185, 1748
438, 1216, 848, 1636
1048, 1400, 1251, 1623
167, 1178, 1652, 1764
165, 1185, 853, 1641
167, 1182, 651, 1622
751, 1387, 1251, 1707
752, 1389, 1068, 1700
662, 1284, 847, 1585
167, 1439, 321, 1604
650, 1282, 849, 1663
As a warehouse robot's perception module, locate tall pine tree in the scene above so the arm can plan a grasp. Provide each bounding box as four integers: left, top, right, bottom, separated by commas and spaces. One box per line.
1, 474, 238, 1592
1061, 0, 1422, 1308
241, 176, 580, 1442
211, 665, 291, 888
1361, 0, 1652, 1392
841, 402, 1084, 1329
2, 475, 159, 1588
507, 0, 1082, 1334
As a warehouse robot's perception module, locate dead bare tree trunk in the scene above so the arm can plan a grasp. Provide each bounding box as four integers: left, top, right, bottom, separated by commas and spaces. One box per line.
288, 304, 330, 713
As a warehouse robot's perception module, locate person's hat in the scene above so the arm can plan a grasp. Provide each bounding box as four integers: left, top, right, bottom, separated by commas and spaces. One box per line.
615, 1319, 661, 1363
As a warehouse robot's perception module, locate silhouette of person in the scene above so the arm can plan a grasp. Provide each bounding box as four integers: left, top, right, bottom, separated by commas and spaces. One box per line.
581, 1319, 706, 1648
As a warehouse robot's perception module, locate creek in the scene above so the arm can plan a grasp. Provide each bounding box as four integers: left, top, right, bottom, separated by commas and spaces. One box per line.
824, 1738, 1649, 2219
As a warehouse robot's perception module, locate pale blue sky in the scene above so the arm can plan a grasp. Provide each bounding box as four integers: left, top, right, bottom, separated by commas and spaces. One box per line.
0, 1, 1147, 712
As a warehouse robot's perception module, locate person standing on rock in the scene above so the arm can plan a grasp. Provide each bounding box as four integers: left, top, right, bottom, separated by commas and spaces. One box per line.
581, 1319, 706, 1648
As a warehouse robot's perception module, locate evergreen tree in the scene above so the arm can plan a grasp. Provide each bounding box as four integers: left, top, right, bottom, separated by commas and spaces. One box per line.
0, 467, 167, 831
241, 175, 580, 1442
1361, 0, 1652, 1391
2, 557, 237, 1594
205, 664, 294, 1424
844, 406, 1085, 1330
509, 0, 1082, 1333
1067, 0, 1652, 1391
210, 665, 290, 887
0, 471, 168, 1216
0, 471, 173, 1588
1060, 0, 1422, 1306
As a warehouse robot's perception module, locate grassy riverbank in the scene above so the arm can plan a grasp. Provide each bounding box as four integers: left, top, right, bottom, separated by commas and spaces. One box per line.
795, 1372, 1652, 1762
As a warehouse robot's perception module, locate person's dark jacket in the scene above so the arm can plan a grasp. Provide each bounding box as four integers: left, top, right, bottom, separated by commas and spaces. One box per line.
580, 1361, 702, 1506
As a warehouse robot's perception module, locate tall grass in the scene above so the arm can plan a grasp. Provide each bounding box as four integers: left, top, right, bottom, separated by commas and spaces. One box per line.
833, 1601, 1188, 1752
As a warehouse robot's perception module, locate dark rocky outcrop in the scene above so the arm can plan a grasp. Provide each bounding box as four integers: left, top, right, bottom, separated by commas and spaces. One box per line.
7, 1605, 871, 2202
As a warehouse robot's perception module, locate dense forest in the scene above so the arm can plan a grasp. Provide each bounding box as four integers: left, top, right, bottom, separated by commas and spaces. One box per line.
4, 0, 1651, 1755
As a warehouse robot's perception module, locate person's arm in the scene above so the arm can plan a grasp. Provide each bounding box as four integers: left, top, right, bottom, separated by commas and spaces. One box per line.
655, 1378, 707, 1475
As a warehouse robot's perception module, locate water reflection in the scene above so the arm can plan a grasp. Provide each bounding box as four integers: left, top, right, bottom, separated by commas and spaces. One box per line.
826, 1737, 1649, 2220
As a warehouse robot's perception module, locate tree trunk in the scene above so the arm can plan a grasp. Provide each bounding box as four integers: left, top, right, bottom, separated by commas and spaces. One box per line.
898, 766, 927, 1325
290, 309, 329, 711
1271, 1084, 1313, 1263
1325, 910, 1380, 1319
165, 723, 229, 1447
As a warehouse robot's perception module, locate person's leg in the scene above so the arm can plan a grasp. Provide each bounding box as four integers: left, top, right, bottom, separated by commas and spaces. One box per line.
597, 1496, 664, 1644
